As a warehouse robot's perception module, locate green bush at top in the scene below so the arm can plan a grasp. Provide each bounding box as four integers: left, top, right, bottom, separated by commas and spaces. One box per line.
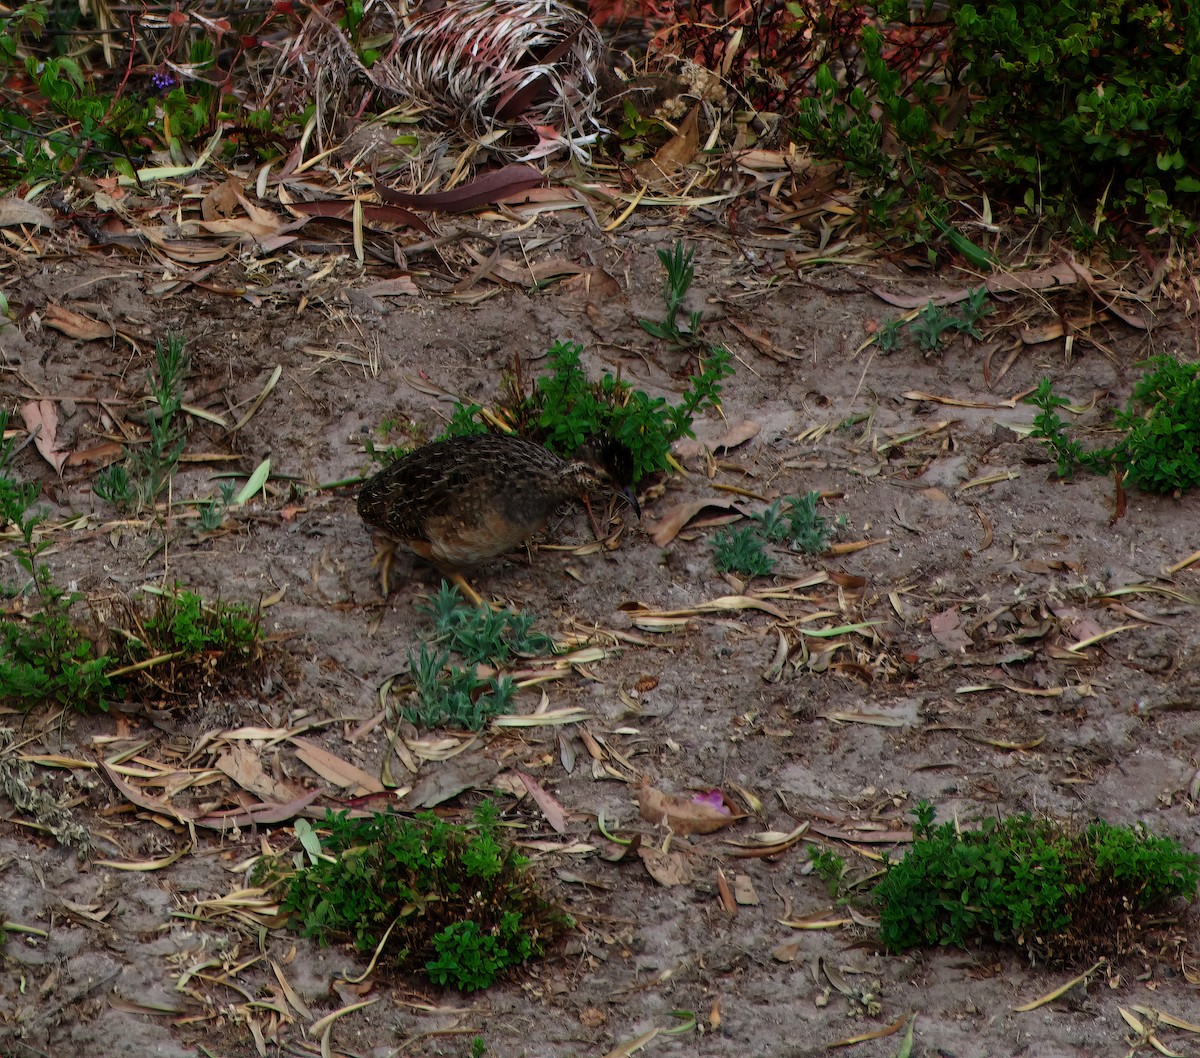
946, 0, 1199, 226
876, 802, 1199, 963
1026, 355, 1200, 494
795, 0, 1199, 238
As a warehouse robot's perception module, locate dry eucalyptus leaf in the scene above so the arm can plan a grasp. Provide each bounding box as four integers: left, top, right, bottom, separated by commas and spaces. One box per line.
643, 498, 746, 547
0, 197, 53, 229
637, 782, 742, 835
711, 420, 760, 452
42, 303, 117, 342
637, 845, 693, 886
19, 399, 69, 474
929, 607, 971, 653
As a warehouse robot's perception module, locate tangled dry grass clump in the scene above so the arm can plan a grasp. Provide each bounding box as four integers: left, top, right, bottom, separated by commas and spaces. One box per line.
265, 0, 607, 158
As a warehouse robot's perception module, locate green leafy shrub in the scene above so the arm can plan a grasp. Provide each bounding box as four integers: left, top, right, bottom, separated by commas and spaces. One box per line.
0, 449, 112, 711
876, 803, 1199, 962
0, 410, 268, 710
441, 248, 732, 483
1026, 356, 1200, 493
271, 802, 566, 991
444, 340, 732, 485
947, 0, 1200, 227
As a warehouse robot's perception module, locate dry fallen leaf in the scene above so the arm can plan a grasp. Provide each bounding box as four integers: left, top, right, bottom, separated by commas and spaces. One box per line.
637, 781, 743, 835
0, 197, 54, 229
929, 607, 971, 653
711, 420, 760, 453
42, 303, 118, 342
19, 399, 69, 474
637, 104, 700, 184
637, 845, 694, 886
642, 498, 746, 547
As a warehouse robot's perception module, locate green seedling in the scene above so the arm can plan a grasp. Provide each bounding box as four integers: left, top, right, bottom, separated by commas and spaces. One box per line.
94, 334, 190, 512
195, 481, 236, 531
876, 801, 1199, 963
267, 801, 568, 991
417, 582, 553, 664
404, 643, 515, 731
640, 242, 703, 347
808, 846, 847, 900
910, 300, 961, 352
712, 526, 775, 578
753, 493, 833, 555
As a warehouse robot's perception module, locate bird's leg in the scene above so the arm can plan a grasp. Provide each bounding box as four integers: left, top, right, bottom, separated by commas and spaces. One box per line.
448, 570, 486, 609
583, 493, 604, 540
371, 538, 398, 596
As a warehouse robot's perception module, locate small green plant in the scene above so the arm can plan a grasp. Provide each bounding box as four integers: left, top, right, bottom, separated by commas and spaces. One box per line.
874, 318, 904, 354
443, 340, 732, 484
753, 493, 833, 555
1026, 357, 1200, 493
809, 846, 847, 900
93, 463, 134, 506
97, 335, 190, 512
469, 1037, 487, 1058
270, 802, 567, 990
398, 584, 552, 729
140, 587, 262, 659
418, 582, 553, 665
876, 802, 1199, 962
712, 526, 775, 578
0, 408, 39, 530
405, 643, 516, 731
364, 416, 421, 466
195, 481, 236, 531
0, 494, 113, 712
640, 242, 703, 347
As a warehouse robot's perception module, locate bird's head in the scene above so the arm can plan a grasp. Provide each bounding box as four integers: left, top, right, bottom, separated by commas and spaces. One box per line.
566, 436, 641, 518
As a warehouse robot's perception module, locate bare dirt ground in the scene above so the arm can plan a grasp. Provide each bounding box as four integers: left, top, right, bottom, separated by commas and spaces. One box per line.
3, 218, 1200, 1058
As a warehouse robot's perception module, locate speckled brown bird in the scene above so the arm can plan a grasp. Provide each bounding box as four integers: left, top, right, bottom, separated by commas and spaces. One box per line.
357, 433, 639, 601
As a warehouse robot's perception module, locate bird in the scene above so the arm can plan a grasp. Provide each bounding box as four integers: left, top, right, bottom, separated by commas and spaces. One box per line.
357, 432, 640, 603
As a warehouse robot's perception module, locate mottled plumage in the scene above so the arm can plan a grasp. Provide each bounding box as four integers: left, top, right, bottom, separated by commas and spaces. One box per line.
358, 433, 637, 597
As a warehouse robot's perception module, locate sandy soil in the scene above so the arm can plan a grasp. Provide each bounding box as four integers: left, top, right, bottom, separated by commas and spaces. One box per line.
2, 220, 1200, 1058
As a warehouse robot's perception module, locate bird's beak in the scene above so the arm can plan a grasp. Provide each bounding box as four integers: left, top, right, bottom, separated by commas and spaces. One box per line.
622, 485, 641, 520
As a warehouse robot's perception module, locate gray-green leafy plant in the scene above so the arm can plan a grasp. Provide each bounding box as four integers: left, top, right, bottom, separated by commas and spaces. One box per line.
712, 526, 775, 578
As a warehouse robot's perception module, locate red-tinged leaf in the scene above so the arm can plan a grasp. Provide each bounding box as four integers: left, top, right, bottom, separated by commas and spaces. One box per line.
637, 780, 744, 835
287, 200, 432, 234
493, 27, 581, 120
375, 165, 544, 213
516, 769, 568, 833
192, 789, 322, 830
